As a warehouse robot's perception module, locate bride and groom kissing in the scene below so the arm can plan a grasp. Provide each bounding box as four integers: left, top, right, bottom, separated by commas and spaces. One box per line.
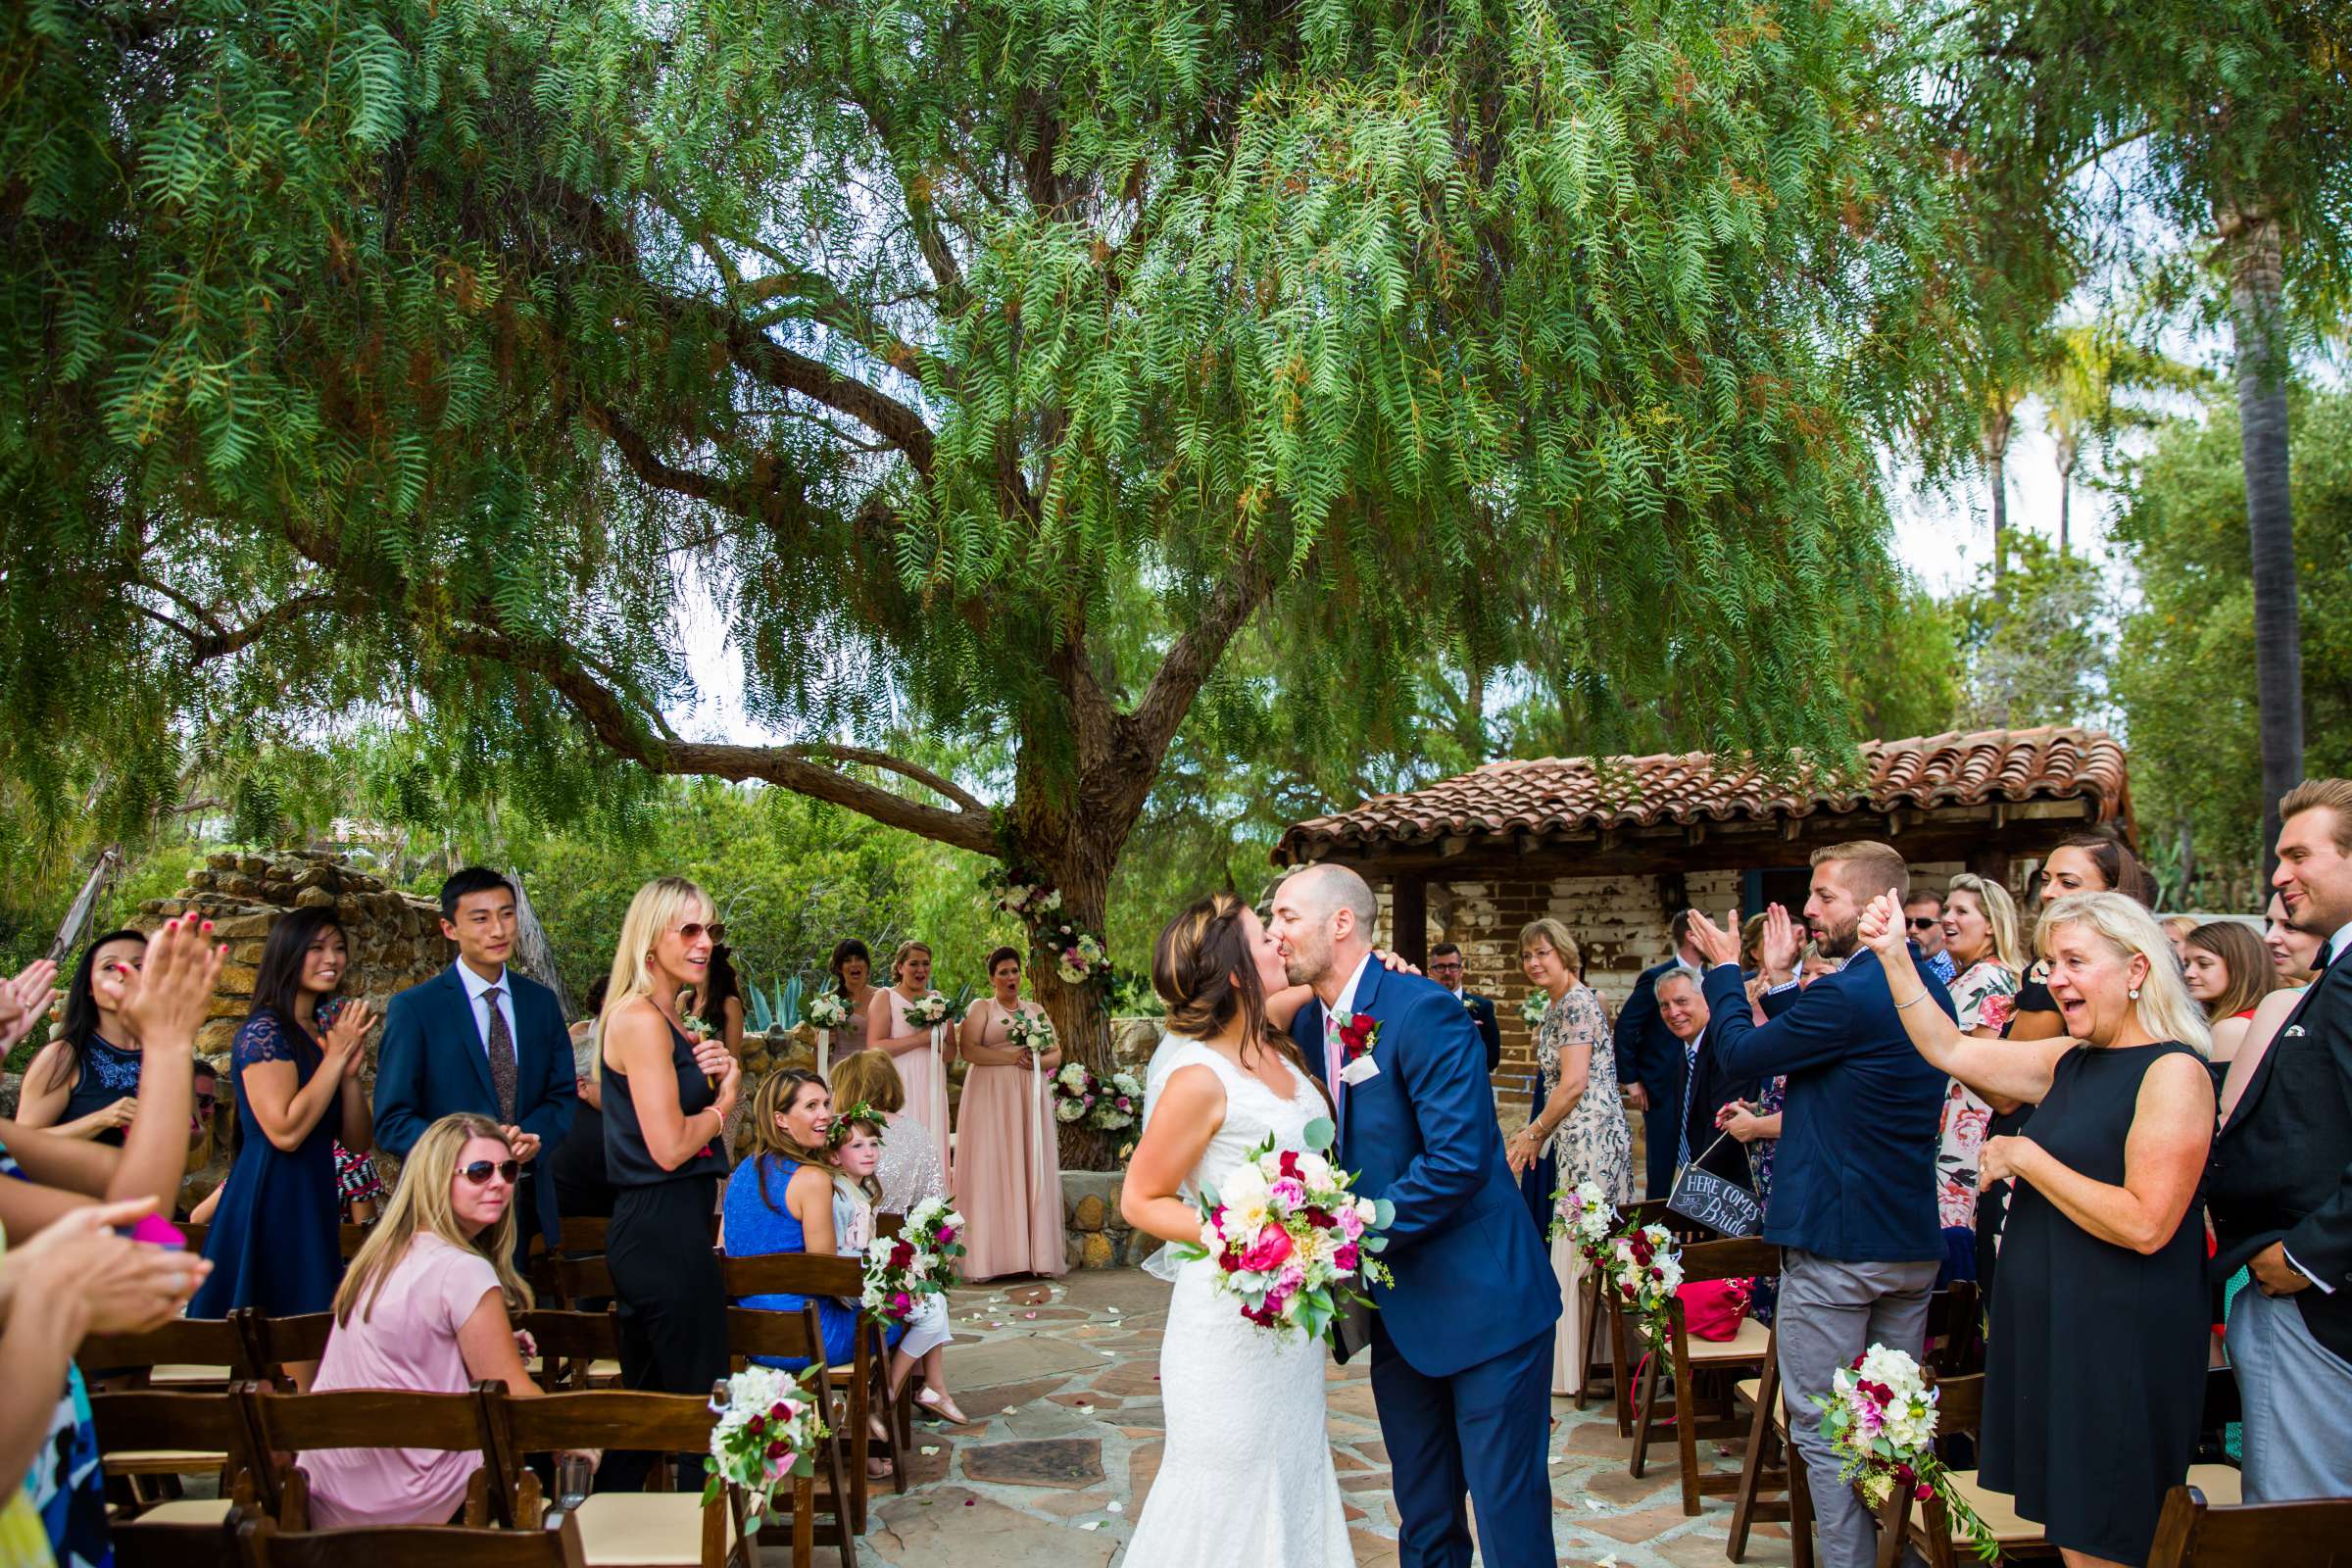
1120, 864, 1560, 1567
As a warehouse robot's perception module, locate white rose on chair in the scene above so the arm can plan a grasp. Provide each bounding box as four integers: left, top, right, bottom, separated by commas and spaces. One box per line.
706, 1365, 828, 1518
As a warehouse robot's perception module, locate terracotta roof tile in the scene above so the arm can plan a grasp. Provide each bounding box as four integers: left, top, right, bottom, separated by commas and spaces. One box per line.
1273, 725, 2130, 863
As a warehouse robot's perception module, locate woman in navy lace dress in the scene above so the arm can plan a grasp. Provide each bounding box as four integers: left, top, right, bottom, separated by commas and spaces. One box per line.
189, 908, 374, 1362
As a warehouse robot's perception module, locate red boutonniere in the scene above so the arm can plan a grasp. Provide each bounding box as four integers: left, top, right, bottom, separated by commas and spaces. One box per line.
1339, 1012, 1381, 1062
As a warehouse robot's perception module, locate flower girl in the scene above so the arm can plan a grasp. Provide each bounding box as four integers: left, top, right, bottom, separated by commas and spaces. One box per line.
830, 1113, 967, 1425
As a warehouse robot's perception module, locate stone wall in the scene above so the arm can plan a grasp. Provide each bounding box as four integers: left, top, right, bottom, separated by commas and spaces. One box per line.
138, 850, 452, 1204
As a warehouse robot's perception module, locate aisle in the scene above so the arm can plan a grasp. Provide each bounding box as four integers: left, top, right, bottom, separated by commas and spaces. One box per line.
865, 1270, 1792, 1568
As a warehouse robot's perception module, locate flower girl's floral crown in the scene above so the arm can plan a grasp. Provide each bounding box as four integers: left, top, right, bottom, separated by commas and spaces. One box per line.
826, 1103, 884, 1150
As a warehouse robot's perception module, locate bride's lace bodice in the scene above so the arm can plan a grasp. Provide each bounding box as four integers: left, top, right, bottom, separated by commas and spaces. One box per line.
1145, 1036, 1323, 1211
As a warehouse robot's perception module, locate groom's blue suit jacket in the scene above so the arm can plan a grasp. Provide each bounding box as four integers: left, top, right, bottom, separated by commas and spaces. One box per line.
1294, 961, 1559, 1377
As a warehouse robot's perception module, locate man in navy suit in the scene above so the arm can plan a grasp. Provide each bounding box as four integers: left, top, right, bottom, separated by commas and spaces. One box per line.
1613, 910, 1704, 1197
1687, 842, 1951, 1568
1427, 942, 1502, 1074
374, 866, 575, 1262
1274, 863, 1558, 1568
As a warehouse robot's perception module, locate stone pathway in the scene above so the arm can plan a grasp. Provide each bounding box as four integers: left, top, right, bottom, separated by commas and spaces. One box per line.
848, 1269, 1795, 1568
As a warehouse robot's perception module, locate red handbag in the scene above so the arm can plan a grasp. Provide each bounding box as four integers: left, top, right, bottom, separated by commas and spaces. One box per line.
1678, 1277, 1753, 1341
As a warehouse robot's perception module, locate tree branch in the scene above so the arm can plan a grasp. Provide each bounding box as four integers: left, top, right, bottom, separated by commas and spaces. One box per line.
447, 626, 999, 857
1125, 549, 1277, 760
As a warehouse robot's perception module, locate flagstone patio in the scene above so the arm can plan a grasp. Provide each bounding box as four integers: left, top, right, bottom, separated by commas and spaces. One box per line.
851, 1269, 1796, 1568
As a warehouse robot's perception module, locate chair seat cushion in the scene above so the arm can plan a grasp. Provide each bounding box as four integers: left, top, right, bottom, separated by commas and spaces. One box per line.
1732, 1377, 1788, 1432
120, 1498, 237, 1527
586, 1359, 622, 1381
1945, 1465, 2239, 1546
573, 1492, 736, 1565
1688, 1317, 1772, 1363
147, 1365, 231, 1386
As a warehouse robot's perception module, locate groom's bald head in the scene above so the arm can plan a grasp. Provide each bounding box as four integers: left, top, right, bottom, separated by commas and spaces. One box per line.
1270, 863, 1379, 991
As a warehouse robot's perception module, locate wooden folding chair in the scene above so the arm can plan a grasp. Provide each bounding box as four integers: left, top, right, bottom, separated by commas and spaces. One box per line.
515, 1306, 625, 1391
1875, 1373, 2245, 1568
490, 1389, 761, 1568
88, 1387, 264, 1526
78, 1315, 254, 1393
111, 1504, 251, 1568
551, 1253, 618, 1313
338, 1223, 376, 1260
528, 1219, 612, 1299
235, 1505, 590, 1568
240, 1382, 510, 1528
2146, 1481, 2352, 1567
713, 1276, 862, 1557
719, 1252, 904, 1529
232, 1311, 336, 1393
1580, 1200, 1719, 1431
1628, 1236, 1780, 1516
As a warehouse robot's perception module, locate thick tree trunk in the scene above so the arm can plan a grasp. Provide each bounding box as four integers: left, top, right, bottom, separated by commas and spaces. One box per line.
1015, 789, 1134, 1172
2226, 212, 2303, 876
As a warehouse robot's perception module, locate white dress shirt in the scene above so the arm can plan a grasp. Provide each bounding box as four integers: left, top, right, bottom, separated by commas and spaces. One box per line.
1324, 952, 1377, 1094
457, 960, 519, 1060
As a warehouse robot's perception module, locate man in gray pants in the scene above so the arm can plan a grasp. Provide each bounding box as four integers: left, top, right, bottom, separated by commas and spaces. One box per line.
1689, 842, 1953, 1568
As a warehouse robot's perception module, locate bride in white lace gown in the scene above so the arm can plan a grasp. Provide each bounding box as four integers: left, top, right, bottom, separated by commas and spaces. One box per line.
1120, 893, 1352, 1568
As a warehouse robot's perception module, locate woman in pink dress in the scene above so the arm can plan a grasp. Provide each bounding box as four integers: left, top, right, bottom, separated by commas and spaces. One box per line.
954, 948, 1067, 1280
305, 1113, 585, 1526
867, 940, 953, 1178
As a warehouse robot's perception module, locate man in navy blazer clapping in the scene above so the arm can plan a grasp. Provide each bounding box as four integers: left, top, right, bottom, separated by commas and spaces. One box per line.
374, 866, 575, 1262
1687, 842, 1952, 1568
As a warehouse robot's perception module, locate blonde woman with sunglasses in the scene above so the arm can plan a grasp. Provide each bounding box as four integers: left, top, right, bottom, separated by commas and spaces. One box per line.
306, 1113, 590, 1526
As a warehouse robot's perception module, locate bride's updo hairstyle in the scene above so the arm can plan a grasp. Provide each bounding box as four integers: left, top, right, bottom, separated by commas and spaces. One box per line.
1153, 892, 1326, 1099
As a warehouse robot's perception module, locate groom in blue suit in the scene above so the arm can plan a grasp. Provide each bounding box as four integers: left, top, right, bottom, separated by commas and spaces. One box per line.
374, 867, 575, 1262
1275, 862, 1559, 1568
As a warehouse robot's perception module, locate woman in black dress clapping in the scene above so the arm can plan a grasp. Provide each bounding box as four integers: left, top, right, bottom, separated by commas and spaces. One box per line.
595, 876, 741, 1491
1859, 888, 2214, 1568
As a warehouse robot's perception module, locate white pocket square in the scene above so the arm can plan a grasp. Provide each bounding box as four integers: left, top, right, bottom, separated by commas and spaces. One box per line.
2286, 1025, 2308, 1038
1340, 1056, 1381, 1087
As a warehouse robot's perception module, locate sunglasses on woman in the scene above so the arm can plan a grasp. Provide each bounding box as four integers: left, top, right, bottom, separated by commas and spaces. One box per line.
460, 1159, 522, 1186
673, 921, 726, 944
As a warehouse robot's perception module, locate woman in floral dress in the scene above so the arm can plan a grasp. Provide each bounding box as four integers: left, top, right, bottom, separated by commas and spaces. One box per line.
1934, 873, 2026, 1285
1504, 917, 1633, 1396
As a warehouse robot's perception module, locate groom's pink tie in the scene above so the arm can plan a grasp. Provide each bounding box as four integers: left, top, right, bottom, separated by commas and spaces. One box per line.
1323, 1011, 1345, 1120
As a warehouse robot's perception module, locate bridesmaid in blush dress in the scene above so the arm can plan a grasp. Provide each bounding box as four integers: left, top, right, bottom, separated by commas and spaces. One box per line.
954, 948, 1067, 1280
867, 940, 953, 1178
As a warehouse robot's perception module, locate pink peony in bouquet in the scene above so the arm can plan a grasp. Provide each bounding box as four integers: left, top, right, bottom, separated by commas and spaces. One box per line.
1174, 1117, 1395, 1341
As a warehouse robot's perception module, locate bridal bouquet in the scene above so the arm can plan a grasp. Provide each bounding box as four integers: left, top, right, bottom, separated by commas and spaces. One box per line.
1003, 1009, 1055, 1057
1812, 1346, 1997, 1560
805, 991, 852, 1031
705, 1364, 829, 1518
1175, 1117, 1395, 1340
1551, 1179, 1618, 1260
1519, 993, 1549, 1029
904, 993, 951, 1030
861, 1196, 965, 1324
1605, 1221, 1684, 1352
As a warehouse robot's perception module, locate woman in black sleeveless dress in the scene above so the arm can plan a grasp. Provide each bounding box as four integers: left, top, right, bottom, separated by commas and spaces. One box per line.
1863, 888, 2215, 1567
597, 876, 741, 1492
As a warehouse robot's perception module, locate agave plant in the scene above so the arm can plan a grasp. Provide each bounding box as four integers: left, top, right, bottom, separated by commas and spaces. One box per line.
744, 974, 807, 1036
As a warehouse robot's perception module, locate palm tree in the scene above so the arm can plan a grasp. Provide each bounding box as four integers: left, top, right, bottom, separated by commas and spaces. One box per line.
2041, 323, 2210, 555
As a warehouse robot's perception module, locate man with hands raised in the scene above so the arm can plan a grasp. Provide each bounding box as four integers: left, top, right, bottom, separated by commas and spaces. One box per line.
1682, 842, 1951, 1568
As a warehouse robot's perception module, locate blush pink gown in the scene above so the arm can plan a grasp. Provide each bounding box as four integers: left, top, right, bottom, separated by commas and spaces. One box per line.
954, 999, 1066, 1280
881, 988, 953, 1179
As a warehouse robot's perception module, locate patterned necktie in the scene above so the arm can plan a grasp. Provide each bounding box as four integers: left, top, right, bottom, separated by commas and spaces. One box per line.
483, 985, 518, 1123
1678, 1041, 1698, 1170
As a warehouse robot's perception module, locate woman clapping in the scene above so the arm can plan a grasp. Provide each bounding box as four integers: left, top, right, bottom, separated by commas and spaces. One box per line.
1859, 889, 2211, 1568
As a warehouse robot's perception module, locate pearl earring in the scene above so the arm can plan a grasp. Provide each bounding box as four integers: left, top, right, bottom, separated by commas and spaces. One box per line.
2129, 986, 2140, 1000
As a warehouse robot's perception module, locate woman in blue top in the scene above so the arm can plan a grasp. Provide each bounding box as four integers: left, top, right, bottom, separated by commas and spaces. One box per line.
188, 906, 374, 1376
721, 1070, 861, 1365
17, 930, 155, 1146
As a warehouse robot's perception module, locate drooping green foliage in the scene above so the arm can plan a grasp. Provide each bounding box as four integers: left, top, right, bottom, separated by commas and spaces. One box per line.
5, 0, 1994, 1070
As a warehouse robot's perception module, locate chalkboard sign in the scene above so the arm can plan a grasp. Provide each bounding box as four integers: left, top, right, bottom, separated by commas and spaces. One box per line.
1667, 1152, 1763, 1239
